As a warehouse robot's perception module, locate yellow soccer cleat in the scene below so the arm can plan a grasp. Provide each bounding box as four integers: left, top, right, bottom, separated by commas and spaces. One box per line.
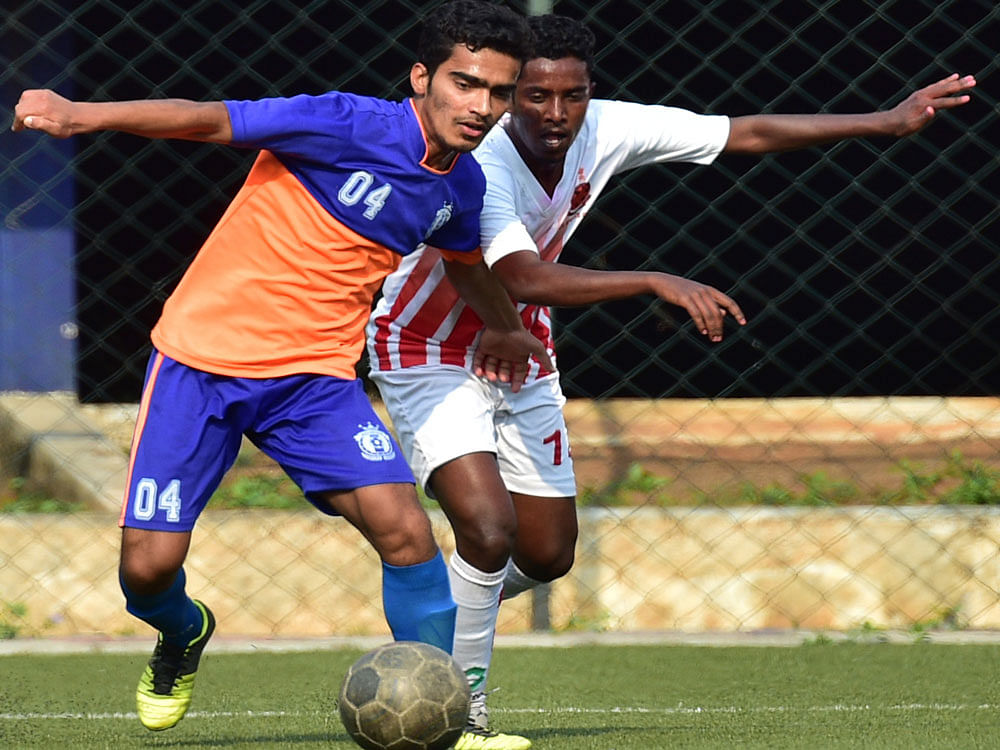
454, 727, 533, 750
453, 691, 532, 750
135, 600, 215, 731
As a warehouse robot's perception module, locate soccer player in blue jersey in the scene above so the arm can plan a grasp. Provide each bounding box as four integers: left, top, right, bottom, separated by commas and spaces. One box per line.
12, 1, 545, 739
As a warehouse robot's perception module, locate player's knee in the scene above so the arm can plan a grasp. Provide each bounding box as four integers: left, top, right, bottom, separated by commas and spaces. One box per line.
454, 518, 516, 569
544, 547, 575, 580
370, 509, 439, 566
519, 540, 576, 582
118, 556, 181, 595
119, 529, 188, 594
474, 525, 516, 563
539, 552, 576, 582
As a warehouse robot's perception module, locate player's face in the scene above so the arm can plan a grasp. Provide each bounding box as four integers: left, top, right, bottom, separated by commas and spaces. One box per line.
411, 44, 520, 169
507, 56, 593, 165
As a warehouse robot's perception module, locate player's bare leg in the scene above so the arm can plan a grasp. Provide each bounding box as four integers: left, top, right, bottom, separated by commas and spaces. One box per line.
508, 492, 578, 585
434, 453, 518, 572
321, 482, 439, 566
120, 527, 190, 594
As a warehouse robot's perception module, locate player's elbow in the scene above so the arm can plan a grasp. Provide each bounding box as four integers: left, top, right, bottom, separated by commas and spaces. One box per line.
502, 275, 547, 303
724, 115, 782, 154
494, 263, 559, 304
188, 101, 233, 143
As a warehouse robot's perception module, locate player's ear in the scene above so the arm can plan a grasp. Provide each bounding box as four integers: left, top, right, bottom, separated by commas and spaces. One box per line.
411, 62, 430, 98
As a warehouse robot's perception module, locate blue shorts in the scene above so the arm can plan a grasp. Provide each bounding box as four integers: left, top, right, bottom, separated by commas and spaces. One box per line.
119, 350, 415, 531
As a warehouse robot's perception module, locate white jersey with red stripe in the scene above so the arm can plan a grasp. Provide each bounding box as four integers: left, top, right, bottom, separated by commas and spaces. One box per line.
367, 99, 731, 380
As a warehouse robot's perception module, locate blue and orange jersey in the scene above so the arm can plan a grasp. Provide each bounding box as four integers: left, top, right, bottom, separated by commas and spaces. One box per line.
150, 92, 486, 380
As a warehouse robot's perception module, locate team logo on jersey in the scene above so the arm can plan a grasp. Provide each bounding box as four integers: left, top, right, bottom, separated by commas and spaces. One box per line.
568, 180, 591, 217
424, 202, 454, 239
353, 422, 397, 462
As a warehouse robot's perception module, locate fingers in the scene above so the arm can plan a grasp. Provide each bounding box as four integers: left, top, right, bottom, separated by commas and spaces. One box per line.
682, 287, 746, 343
11, 89, 72, 137
477, 355, 502, 383
684, 303, 711, 340
476, 354, 523, 391
16, 114, 64, 136
508, 360, 528, 393
11, 106, 29, 133
715, 290, 747, 327
928, 72, 962, 90
897, 73, 974, 135
12, 90, 42, 133
655, 275, 746, 342
484, 349, 549, 392
920, 73, 975, 109
530, 338, 555, 372
472, 327, 552, 392
932, 73, 976, 92
698, 304, 725, 342
931, 94, 971, 111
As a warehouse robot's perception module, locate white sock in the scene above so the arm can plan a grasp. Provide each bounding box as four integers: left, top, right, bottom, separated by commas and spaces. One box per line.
448, 552, 504, 694
502, 559, 543, 600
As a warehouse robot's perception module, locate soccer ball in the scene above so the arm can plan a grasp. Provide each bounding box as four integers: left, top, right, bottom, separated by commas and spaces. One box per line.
338, 641, 471, 750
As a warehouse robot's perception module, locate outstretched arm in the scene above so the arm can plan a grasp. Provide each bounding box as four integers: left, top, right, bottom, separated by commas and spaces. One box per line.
725, 73, 976, 153
12, 89, 232, 142
493, 250, 745, 342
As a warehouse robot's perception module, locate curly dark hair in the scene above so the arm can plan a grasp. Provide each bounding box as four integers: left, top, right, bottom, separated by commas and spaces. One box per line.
527, 14, 595, 74
418, 1, 532, 78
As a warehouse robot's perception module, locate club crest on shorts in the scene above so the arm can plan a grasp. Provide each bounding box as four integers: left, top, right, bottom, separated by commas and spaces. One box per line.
353, 422, 396, 462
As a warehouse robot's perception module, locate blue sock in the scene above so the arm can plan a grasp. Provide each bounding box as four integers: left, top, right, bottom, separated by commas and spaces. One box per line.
120, 568, 204, 646
382, 550, 456, 653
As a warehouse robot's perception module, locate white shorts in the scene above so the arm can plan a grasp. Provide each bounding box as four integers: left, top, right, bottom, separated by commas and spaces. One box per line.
369, 366, 576, 498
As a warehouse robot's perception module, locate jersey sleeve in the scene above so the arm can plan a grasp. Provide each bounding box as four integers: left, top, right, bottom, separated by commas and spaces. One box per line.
477, 156, 539, 267
593, 99, 731, 173
224, 93, 353, 162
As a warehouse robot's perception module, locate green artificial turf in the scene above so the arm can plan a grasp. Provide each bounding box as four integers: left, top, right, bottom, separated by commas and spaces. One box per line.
2, 642, 999, 748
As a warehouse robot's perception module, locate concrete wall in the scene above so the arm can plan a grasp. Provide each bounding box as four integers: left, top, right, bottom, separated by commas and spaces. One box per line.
3, 505, 999, 639
2, 393, 998, 638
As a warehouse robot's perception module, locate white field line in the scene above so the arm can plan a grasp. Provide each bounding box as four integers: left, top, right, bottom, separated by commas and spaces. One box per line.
503, 703, 1000, 714
2, 703, 999, 722
0, 710, 297, 721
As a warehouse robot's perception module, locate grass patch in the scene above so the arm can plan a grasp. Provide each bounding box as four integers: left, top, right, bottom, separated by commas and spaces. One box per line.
7, 449, 999, 513
205, 453, 437, 510
0, 601, 28, 640
209, 472, 309, 510
3, 643, 1000, 748
0, 478, 85, 513
579, 452, 1000, 508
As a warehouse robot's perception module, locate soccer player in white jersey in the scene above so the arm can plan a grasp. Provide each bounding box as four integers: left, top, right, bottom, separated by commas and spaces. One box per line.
368, 14, 975, 749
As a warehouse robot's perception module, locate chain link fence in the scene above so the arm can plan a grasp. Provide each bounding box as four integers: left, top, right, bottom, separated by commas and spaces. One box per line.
2, 0, 999, 638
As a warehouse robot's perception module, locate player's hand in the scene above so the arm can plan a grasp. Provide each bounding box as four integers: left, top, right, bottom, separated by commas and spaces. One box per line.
473, 328, 555, 393
12, 89, 77, 137
887, 73, 976, 136
651, 274, 746, 342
